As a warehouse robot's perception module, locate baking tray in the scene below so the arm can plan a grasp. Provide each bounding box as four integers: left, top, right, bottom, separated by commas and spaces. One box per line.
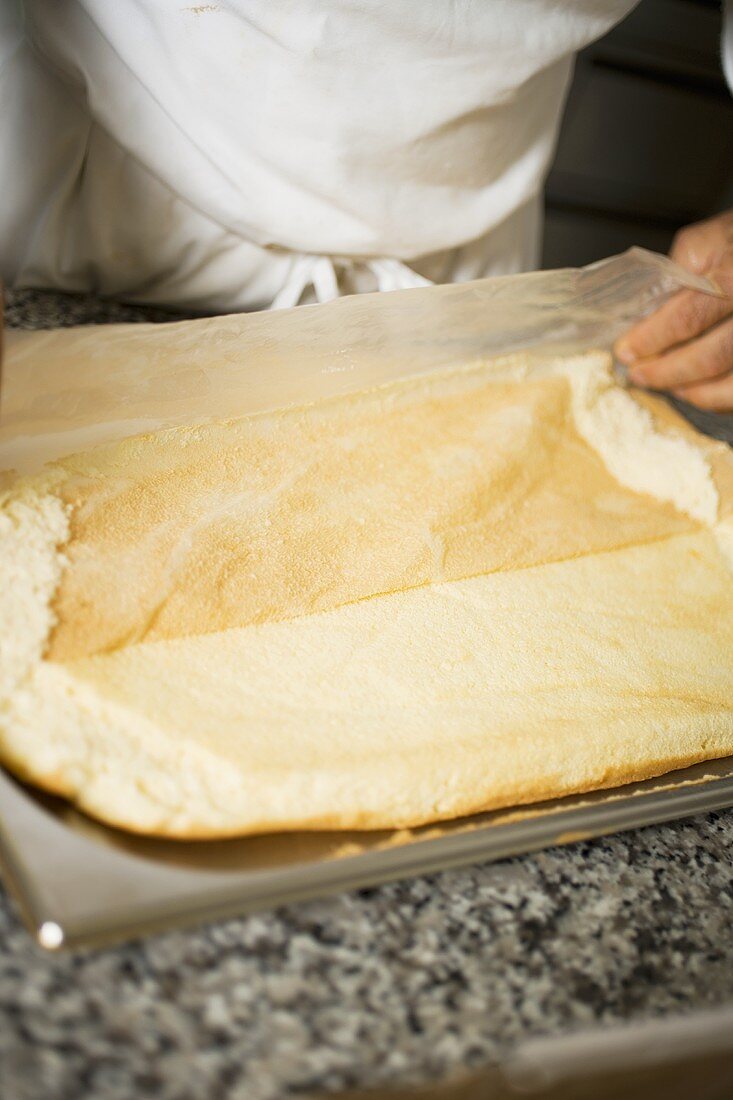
2, 260, 732, 952
2, 757, 733, 951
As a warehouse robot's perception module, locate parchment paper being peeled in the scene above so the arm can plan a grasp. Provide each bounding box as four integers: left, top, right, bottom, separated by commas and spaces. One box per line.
1, 333, 732, 837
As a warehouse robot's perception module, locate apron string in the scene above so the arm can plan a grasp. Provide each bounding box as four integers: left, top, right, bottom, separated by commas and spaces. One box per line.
271, 254, 432, 310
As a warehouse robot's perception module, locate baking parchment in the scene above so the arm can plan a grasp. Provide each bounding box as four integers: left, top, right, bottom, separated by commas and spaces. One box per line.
0, 247, 716, 473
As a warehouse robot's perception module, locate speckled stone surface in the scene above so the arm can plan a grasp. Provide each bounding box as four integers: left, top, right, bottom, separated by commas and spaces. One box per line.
1, 288, 733, 1100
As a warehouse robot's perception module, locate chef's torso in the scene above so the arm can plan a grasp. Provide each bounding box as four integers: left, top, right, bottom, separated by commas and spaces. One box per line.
3, 1, 638, 311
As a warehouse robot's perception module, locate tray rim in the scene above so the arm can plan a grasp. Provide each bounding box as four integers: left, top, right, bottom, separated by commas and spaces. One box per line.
2, 759, 732, 952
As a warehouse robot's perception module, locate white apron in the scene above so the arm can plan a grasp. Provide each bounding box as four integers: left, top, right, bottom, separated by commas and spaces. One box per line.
2, 1, 650, 311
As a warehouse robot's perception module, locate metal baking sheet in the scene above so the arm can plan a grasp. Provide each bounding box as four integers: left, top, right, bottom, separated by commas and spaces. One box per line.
2, 758, 732, 951
2, 321, 732, 953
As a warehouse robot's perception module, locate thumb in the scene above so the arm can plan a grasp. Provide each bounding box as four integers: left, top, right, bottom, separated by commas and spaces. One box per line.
670, 214, 733, 275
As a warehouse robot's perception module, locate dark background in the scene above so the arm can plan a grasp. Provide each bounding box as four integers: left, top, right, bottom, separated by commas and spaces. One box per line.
542, 0, 733, 268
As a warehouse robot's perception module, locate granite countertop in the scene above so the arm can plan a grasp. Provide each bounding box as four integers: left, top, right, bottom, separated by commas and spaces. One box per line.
1, 288, 733, 1100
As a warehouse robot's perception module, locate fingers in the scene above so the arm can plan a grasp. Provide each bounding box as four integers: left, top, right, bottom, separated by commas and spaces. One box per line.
615, 286, 732, 364
672, 371, 733, 413
613, 211, 733, 412
624, 315, 733, 391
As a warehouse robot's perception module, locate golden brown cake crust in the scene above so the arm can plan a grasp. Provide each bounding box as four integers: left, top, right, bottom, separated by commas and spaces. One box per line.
1, 350, 731, 838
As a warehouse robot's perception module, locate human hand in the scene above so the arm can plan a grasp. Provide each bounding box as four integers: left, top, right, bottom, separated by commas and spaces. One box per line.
614, 209, 733, 411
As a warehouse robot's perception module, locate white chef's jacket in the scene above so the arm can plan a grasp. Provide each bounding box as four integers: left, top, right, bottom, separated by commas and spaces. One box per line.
0, 1, 725, 312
